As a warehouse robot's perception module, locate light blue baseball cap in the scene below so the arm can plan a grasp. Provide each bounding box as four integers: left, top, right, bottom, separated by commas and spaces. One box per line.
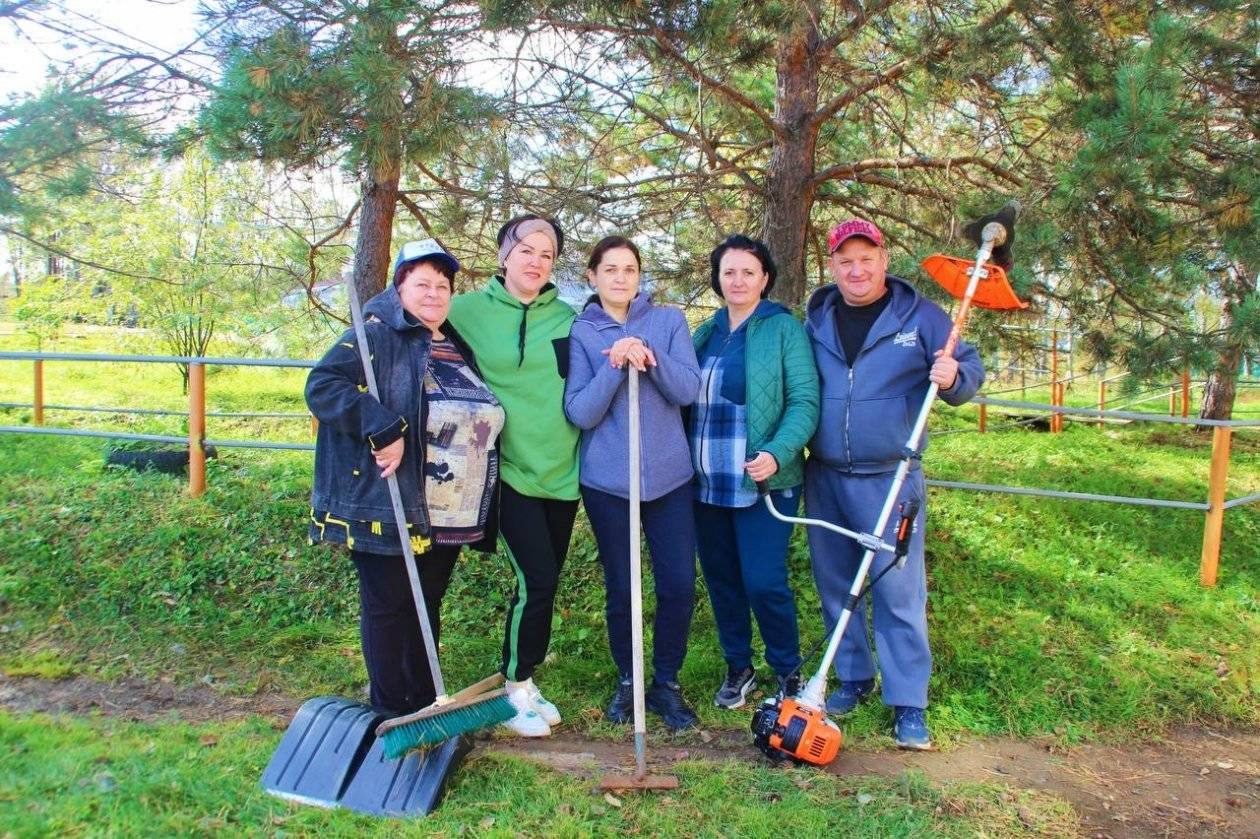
392, 238, 460, 281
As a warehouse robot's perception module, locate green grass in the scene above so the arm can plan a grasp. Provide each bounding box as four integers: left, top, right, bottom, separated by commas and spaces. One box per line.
0, 711, 1076, 838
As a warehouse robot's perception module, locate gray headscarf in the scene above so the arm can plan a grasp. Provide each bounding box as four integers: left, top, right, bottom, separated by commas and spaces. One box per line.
498, 218, 559, 267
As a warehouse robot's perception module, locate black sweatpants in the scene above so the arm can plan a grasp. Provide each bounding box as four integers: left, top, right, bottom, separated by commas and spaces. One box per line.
351, 546, 459, 714
498, 482, 579, 682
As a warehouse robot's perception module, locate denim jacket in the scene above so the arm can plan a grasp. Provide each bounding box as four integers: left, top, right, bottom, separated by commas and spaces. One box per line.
305, 285, 495, 551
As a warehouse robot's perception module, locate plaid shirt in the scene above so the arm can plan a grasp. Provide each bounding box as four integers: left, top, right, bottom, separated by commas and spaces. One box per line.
690, 331, 757, 509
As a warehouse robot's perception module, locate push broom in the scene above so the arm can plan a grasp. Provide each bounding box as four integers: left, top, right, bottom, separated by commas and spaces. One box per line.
750, 203, 1027, 765
343, 276, 514, 759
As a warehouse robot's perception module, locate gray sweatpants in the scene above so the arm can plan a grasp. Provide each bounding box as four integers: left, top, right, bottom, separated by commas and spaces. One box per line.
804, 461, 931, 709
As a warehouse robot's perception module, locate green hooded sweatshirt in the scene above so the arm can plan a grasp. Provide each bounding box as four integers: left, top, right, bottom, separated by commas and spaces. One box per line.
448, 277, 579, 500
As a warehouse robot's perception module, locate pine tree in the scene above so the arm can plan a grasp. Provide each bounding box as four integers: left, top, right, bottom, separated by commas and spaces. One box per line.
480, 0, 1041, 304
199, 0, 492, 303
1045, 5, 1258, 419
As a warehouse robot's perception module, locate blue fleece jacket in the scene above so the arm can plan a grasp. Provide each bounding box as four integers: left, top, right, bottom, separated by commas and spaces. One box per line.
804, 276, 984, 473
564, 294, 700, 501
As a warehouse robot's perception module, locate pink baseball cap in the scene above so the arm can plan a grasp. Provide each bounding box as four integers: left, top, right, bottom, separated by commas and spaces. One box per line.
827, 218, 884, 253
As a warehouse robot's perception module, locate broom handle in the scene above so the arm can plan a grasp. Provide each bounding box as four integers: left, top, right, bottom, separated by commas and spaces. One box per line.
800, 228, 1003, 709
346, 277, 446, 699
628, 367, 647, 779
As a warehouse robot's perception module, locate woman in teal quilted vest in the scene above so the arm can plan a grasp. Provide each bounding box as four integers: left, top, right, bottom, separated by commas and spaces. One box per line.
688, 234, 820, 709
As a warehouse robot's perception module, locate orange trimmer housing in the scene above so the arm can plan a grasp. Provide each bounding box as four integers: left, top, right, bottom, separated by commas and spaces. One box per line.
765, 699, 843, 766
921, 254, 1028, 311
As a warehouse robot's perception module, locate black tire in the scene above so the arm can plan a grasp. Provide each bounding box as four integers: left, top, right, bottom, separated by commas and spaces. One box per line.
105, 445, 218, 475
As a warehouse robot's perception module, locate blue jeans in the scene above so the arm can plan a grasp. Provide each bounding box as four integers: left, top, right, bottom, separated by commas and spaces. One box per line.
694, 488, 802, 677
582, 483, 696, 684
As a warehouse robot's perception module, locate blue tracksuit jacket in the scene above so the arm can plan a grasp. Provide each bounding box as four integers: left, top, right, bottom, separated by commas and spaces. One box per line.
804, 276, 984, 473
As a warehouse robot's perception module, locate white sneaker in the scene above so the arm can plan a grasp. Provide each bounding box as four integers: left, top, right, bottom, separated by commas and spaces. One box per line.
501, 686, 552, 737
519, 678, 562, 726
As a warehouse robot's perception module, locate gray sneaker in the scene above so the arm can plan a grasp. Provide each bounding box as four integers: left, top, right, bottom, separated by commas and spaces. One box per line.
714, 665, 756, 709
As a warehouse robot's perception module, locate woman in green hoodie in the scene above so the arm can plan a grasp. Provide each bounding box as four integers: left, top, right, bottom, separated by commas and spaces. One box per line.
447, 214, 578, 738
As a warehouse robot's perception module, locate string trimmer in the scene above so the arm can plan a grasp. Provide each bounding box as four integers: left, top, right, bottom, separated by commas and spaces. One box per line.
750, 203, 1027, 765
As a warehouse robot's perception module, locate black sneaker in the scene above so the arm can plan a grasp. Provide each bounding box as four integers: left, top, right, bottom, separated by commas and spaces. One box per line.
777, 673, 802, 698
646, 681, 699, 730
605, 679, 633, 724
713, 665, 756, 709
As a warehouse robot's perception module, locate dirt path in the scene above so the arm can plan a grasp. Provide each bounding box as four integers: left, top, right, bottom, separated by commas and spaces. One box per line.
3, 673, 1258, 838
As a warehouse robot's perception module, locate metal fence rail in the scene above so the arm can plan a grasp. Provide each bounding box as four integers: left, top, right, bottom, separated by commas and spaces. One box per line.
0, 350, 314, 368
972, 396, 1258, 427
925, 479, 1212, 511
0, 401, 308, 419
0, 426, 188, 445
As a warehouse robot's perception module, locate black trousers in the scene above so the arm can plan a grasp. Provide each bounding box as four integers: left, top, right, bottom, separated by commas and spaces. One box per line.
497, 483, 579, 682
351, 546, 459, 714
582, 483, 696, 685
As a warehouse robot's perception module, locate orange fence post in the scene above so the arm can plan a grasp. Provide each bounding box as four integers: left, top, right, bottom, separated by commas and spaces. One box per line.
1047, 382, 1056, 433
1050, 331, 1060, 432
978, 401, 987, 433
310, 415, 318, 436
1182, 367, 1190, 418
188, 362, 206, 498
33, 359, 44, 426
1199, 426, 1232, 587
1097, 379, 1106, 429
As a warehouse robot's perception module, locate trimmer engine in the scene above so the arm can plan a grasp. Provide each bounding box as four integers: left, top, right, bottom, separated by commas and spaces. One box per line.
750, 696, 842, 766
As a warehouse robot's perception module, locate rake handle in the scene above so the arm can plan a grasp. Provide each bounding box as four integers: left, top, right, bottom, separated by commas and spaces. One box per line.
345, 277, 446, 699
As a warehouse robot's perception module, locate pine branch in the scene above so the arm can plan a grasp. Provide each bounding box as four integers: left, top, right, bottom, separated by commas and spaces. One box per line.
642, 27, 782, 139
812, 0, 1021, 128
812, 155, 1021, 188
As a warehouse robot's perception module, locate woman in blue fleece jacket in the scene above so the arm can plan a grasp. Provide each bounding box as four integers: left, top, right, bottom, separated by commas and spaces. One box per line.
564, 235, 702, 730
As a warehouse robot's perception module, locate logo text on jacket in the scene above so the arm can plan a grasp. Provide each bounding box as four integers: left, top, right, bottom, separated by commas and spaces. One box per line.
893, 327, 919, 348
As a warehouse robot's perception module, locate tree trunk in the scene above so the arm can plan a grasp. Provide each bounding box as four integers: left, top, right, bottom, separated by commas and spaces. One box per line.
352, 162, 401, 304
1200, 348, 1239, 421
1199, 264, 1251, 422
760, 18, 822, 308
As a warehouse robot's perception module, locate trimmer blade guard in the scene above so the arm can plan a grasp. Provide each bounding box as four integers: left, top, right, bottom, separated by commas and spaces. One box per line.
921, 254, 1028, 311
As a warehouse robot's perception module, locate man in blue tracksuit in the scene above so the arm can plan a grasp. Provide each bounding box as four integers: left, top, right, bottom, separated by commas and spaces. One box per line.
804, 218, 984, 750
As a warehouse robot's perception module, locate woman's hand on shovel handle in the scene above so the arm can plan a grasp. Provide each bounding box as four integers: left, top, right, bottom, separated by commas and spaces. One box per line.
374, 437, 404, 478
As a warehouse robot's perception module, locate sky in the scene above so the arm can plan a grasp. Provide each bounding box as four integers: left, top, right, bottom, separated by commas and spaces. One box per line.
0, 0, 202, 100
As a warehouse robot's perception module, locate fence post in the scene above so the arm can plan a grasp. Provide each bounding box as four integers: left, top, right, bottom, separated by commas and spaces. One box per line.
1097, 378, 1106, 429
1170, 386, 1177, 417
310, 415, 318, 436
1199, 426, 1232, 587
189, 362, 206, 498
1050, 383, 1056, 433
33, 359, 44, 426
1182, 367, 1190, 418
978, 401, 987, 433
